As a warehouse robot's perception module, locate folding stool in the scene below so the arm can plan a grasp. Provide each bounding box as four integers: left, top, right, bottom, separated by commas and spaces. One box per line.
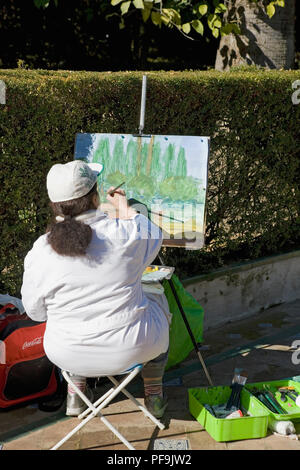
51, 364, 165, 450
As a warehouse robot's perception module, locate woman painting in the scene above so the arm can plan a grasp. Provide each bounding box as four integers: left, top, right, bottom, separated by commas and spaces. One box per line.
21, 160, 171, 418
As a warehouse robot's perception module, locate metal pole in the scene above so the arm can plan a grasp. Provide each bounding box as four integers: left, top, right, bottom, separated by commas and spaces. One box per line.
138, 75, 147, 135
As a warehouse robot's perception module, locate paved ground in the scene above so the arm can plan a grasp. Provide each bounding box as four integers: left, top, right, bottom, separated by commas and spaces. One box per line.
1, 298, 300, 451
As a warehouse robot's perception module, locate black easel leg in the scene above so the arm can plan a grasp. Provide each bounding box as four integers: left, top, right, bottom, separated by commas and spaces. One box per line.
158, 254, 213, 386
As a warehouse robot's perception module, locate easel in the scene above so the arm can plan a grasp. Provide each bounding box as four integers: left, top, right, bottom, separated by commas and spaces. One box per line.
137, 75, 213, 387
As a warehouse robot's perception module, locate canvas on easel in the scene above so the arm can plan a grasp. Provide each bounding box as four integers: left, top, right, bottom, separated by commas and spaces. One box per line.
74, 132, 210, 250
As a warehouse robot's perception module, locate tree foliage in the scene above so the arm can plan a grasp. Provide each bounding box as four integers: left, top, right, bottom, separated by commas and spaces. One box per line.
0, 1, 215, 71
34, 0, 286, 40
111, 0, 286, 40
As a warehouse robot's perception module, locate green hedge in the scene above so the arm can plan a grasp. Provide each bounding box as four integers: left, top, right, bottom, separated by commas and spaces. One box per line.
0, 69, 299, 296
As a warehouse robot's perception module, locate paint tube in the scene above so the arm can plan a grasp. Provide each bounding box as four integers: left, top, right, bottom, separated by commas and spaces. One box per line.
269, 420, 295, 435
225, 409, 243, 419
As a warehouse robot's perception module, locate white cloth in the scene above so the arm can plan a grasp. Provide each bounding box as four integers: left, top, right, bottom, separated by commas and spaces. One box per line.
21, 211, 170, 376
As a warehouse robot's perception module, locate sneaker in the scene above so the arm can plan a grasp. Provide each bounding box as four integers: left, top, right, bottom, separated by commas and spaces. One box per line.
144, 394, 168, 419
66, 386, 94, 417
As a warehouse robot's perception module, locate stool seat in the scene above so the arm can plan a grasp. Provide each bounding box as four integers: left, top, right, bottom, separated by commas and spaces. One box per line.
51, 364, 165, 450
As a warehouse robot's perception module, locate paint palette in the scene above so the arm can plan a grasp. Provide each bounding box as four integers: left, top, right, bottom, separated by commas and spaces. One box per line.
142, 265, 174, 283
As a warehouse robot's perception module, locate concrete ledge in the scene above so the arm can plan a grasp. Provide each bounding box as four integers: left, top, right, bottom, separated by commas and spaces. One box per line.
182, 250, 300, 331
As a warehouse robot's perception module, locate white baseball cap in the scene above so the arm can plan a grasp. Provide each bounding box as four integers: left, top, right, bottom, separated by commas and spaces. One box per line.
47, 160, 104, 203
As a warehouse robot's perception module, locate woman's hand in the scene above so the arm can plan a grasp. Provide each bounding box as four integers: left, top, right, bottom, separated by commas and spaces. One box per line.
106, 187, 128, 209
106, 187, 137, 219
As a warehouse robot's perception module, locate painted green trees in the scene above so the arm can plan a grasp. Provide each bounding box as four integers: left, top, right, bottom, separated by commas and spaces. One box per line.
94, 135, 201, 203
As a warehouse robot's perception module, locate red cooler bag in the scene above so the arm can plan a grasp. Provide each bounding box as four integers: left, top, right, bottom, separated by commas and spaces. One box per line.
0, 309, 58, 408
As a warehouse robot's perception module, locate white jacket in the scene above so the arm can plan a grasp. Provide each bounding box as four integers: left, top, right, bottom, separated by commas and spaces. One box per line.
21, 211, 170, 376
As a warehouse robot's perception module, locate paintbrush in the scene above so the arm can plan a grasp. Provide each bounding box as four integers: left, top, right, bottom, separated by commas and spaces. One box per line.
226, 370, 248, 410
107, 182, 126, 196
128, 198, 184, 223
148, 209, 184, 224
105, 190, 184, 223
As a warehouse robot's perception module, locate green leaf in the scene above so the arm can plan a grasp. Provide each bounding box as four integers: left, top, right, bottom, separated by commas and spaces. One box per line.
266, 3, 276, 18
214, 18, 222, 28
142, 4, 152, 22
215, 3, 227, 13
212, 27, 219, 38
111, 0, 123, 5
192, 19, 204, 35
151, 11, 162, 26
182, 23, 191, 34
220, 23, 233, 35
121, 0, 131, 15
34, 0, 49, 8
161, 13, 170, 26
198, 4, 208, 16
231, 24, 241, 35
162, 8, 181, 26
207, 13, 217, 29
133, 0, 144, 9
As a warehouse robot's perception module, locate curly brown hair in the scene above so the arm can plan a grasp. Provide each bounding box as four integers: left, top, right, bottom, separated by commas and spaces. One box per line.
46, 183, 98, 257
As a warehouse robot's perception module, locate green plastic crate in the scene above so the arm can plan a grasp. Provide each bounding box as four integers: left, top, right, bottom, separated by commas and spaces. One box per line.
188, 385, 269, 442
245, 379, 300, 424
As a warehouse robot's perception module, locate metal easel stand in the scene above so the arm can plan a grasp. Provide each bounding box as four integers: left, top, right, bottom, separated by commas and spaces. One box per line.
137, 75, 214, 387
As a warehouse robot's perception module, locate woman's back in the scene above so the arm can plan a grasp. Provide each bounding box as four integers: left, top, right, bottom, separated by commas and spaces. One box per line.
22, 211, 162, 331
